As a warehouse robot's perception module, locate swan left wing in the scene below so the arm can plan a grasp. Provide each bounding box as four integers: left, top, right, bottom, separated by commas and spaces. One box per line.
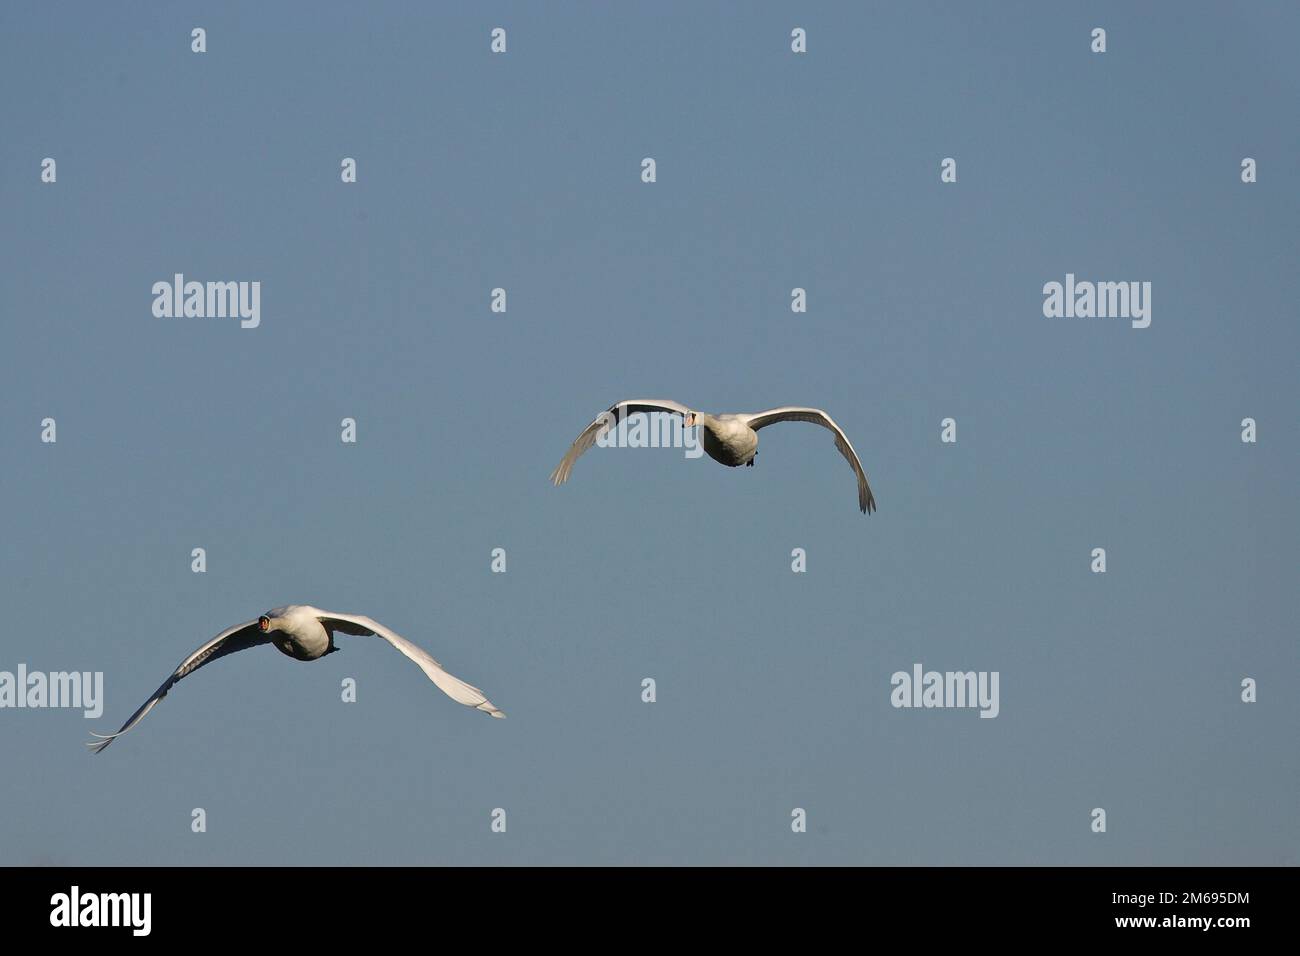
316, 612, 504, 718
744, 407, 876, 514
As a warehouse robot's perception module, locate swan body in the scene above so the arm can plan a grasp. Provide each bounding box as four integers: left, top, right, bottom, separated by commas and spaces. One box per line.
695, 413, 759, 467
263, 604, 333, 661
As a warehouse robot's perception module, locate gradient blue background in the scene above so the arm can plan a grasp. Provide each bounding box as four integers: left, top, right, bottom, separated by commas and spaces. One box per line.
1, 2, 1296, 865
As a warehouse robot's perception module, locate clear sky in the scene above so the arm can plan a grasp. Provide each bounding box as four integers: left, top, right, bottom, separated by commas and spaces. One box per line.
1, 2, 1296, 865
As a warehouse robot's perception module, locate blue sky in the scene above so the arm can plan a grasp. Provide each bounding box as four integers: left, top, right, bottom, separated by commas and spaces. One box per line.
1, 2, 1296, 865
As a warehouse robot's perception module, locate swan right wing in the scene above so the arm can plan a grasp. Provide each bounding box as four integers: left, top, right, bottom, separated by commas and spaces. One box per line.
86, 620, 269, 754
550, 399, 692, 485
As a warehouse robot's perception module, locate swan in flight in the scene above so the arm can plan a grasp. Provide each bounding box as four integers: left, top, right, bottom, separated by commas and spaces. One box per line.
551, 399, 876, 514
87, 605, 504, 754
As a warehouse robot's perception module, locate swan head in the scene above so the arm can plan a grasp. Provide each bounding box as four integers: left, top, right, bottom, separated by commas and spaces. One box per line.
258, 615, 272, 633
684, 411, 698, 428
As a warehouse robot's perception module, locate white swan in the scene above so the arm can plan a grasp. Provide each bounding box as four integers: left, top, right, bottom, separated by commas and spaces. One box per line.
551, 399, 876, 514
87, 604, 504, 753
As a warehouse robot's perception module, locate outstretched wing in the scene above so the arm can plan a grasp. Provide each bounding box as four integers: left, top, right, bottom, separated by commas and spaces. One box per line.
317, 611, 504, 718
744, 407, 876, 514
550, 399, 692, 485
87, 620, 269, 754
